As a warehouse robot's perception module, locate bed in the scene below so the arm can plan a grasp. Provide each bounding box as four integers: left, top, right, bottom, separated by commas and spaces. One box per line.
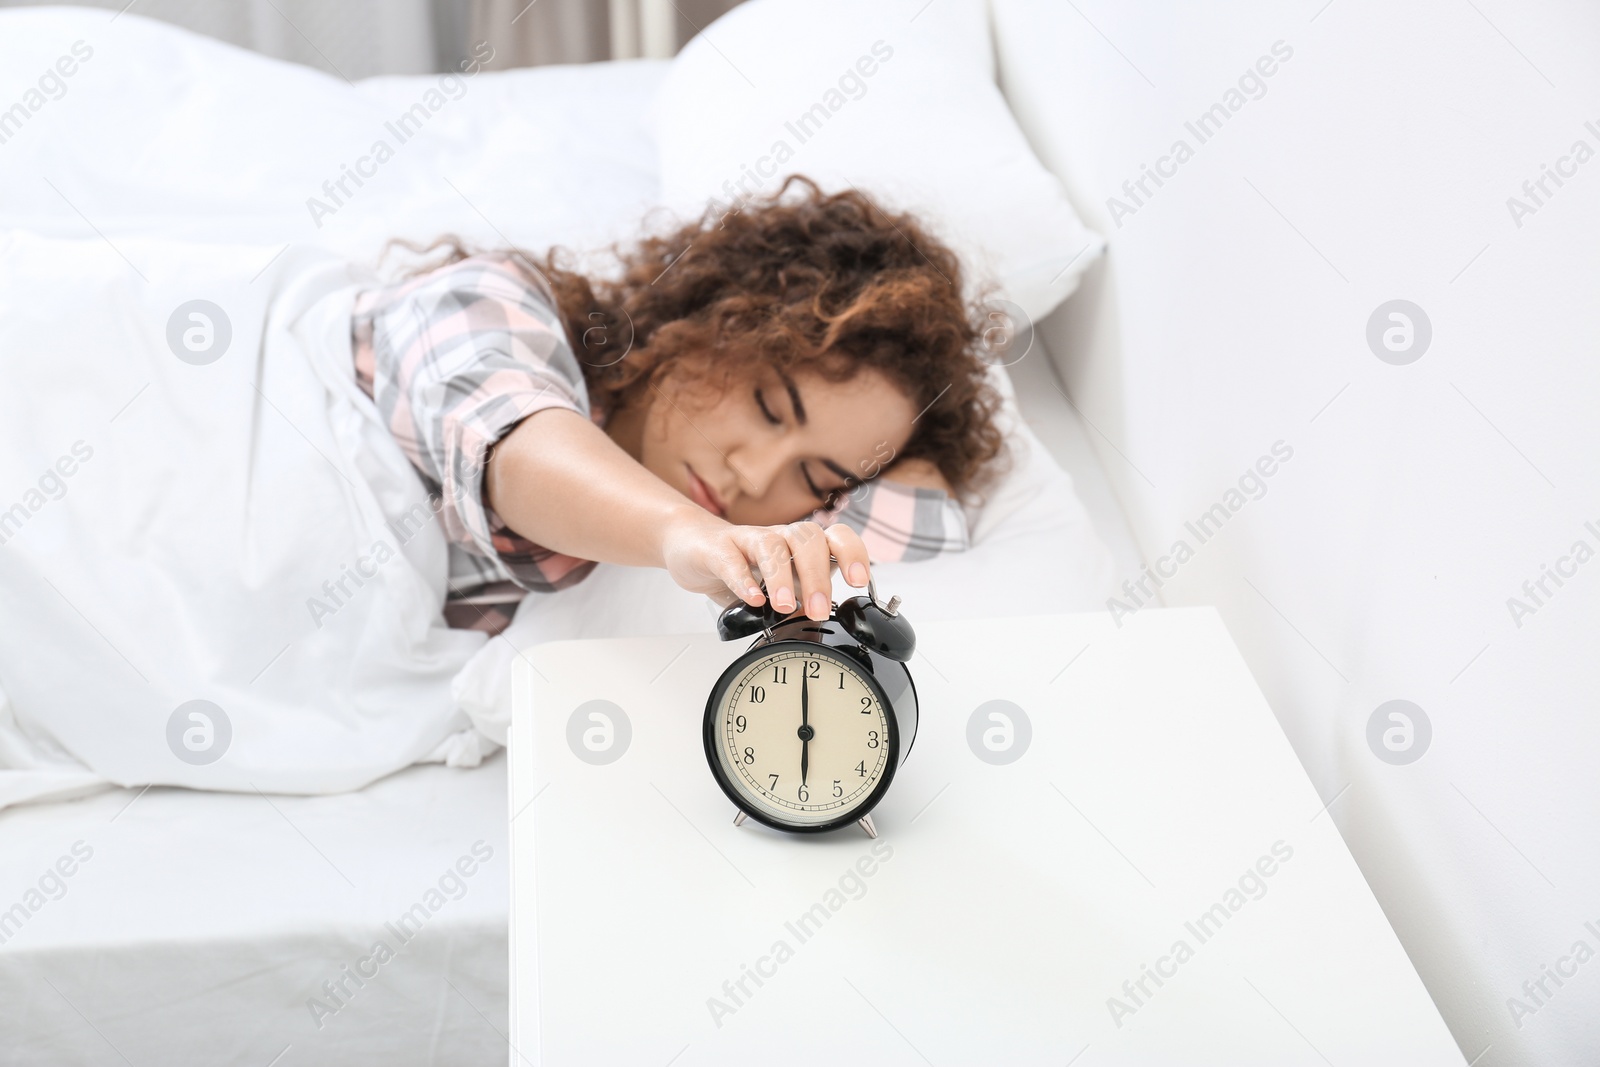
0, 6, 1142, 1064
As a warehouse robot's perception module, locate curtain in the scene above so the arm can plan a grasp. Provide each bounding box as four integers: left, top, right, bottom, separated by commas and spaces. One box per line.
0, 0, 437, 78
465, 0, 609, 69
1, 0, 745, 73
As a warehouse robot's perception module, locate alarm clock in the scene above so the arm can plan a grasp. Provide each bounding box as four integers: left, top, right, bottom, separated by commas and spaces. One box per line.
704, 567, 918, 838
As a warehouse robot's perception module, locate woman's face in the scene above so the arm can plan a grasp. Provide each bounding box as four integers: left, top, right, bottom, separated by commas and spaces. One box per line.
617, 363, 916, 527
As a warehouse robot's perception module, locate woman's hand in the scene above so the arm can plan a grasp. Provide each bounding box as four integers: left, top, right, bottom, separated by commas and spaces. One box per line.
659, 508, 873, 621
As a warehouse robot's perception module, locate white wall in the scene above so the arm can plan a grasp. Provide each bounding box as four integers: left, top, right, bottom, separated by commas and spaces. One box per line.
994, 1, 1600, 1063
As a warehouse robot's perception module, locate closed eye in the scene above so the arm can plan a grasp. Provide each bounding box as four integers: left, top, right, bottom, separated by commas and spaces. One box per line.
755, 389, 781, 426
802, 462, 846, 507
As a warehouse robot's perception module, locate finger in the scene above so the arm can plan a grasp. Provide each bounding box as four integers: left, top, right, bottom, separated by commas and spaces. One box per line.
717, 549, 766, 607
786, 521, 833, 621
708, 583, 747, 610
691, 541, 763, 607
824, 523, 871, 588
746, 529, 799, 614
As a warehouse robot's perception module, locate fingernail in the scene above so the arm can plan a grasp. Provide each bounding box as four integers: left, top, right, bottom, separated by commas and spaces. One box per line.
848, 562, 867, 586
807, 592, 828, 619
747, 586, 763, 602
775, 587, 793, 612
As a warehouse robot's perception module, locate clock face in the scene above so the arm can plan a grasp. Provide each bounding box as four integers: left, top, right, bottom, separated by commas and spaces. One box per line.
710, 645, 894, 828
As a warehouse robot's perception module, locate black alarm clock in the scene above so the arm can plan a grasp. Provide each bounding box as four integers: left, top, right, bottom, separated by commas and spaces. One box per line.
703, 566, 918, 837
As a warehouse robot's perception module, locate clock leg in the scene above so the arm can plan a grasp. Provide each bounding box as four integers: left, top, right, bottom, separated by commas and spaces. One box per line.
733, 810, 748, 827
857, 814, 877, 839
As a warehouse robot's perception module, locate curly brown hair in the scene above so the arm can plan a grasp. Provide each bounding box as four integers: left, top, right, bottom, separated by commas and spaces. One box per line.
400, 175, 1008, 506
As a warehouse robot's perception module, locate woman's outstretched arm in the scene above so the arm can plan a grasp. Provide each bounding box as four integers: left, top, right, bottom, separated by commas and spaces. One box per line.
486, 406, 872, 622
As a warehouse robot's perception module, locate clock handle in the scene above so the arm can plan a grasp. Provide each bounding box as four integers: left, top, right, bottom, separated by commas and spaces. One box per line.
864, 572, 901, 618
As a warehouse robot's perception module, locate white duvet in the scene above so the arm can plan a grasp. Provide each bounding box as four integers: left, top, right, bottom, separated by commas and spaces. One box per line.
0, 233, 495, 809
0, 8, 1115, 810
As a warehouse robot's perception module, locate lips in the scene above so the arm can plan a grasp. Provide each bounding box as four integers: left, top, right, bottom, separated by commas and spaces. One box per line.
685, 465, 727, 518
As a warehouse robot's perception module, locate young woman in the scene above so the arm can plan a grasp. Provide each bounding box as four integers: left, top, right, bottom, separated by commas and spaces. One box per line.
351, 176, 1007, 636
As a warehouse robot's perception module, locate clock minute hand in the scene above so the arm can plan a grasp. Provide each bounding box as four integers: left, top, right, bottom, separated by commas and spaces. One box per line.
800, 669, 809, 788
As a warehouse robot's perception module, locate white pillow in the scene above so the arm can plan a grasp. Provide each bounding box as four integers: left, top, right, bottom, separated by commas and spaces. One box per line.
0, 8, 666, 264
650, 0, 1104, 322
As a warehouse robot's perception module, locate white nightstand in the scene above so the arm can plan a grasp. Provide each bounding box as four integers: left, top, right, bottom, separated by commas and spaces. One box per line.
509, 608, 1463, 1065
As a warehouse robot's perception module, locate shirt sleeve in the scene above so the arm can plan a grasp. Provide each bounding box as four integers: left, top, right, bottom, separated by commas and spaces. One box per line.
352, 253, 599, 593
809, 477, 971, 562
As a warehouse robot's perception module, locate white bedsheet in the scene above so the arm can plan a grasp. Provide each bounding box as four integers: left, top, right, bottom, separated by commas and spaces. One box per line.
0, 755, 509, 1066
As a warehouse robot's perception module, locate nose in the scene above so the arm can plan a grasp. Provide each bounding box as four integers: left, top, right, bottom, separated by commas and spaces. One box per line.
727, 440, 791, 502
